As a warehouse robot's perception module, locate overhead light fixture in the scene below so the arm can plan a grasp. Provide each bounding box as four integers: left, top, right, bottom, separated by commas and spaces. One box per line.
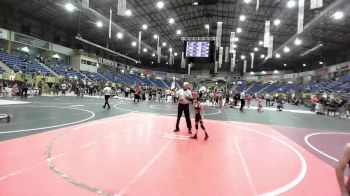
125, 9, 132, 16
65, 3, 76, 12
52, 54, 60, 59
250, 71, 255, 75
233, 44, 237, 48
96, 21, 103, 28
176, 30, 182, 35
283, 46, 290, 53
131, 41, 137, 47
192, 2, 199, 6
116, 32, 123, 39
205, 24, 210, 29
169, 18, 175, 24
162, 42, 167, 47
239, 15, 246, 21
273, 70, 279, 74
143, 48, 148, 52
261, 71, 266, 74
254, 47, 258, 52
153, 35, 158, 39
151, 62, 154, 64
142, 24, 148, 30
294, 38, 302, 45
169, 48, 173, 52
319, 61, 324, 65
303, 63, 306, 67
274, 19, 281, 26
241, 55, 245, 60
236, 28, 242, 33
259, 41, 263, 45
21, 46, 29, 52
244, 0, 252, 3
235, 37, 239, 42
152, 53, 156, 57
250, 53, 254, 56
275, 53, 281, 58
333, 11, 344, 20
287, 0, 296, 8
174, 52, 178, 56
166, 62, 169, 65
260, 54, 265, 59
284, 63, 287, 66
156, 1, 164, 9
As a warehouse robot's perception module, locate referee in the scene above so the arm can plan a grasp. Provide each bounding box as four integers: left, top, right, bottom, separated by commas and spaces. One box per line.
174, 82, 192, 134
102, 84, 112, 109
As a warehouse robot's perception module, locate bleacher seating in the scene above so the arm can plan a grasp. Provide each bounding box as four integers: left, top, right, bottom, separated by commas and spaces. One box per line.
46, 61, 85, 79
246, 83, 269, 95
0, 51, 52, 76
80, 71, 107, 81
0, 67, 4, 74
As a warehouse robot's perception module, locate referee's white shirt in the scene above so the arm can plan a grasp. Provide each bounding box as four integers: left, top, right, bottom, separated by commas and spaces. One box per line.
177, 89, 192, 104
103, 87, 112, 96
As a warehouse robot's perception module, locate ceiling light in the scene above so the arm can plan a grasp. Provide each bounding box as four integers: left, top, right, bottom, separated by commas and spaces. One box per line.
65, 3, 76, 12
284, 63, 287, 66
287, 0, 296, 8
22, 47, 29, 52
239, 15, 246, 21
166, 62, 169, 65
174, 52, 178, 56
169, 18, 175, 24
250, 71, 255, 75
241, 55, 245, 60
294, 38, 302, 45
143, 48, 148, 52
156, 1, 164, 9
96, 21, 103, 28
283, 47, 290, 53
152, 53, 156, 57
142, 24, 148, 30
236, 28, 242, 33
235, 38, 239, 42
162, 42, 167, 47
193, 2, 199, 6
303, 63, 306, 67
153, 35, 158, 39
176, 30, 182, 35
274, 19, 281, 26
151, 62, 154, 64
125, 9, 132, 16
169, 48, 173, 52
116, 32, 123, 39
254, 47, 258, 52
259, 41, 263, 45
275, 53, 281, 58
205, 24, 210, 29
233, 44, 237, 48
333, 11, 344, 20
261, 71, 266, 74
131, 41, 137, 47
244, 0, 252, 3
260, 54, 265, 59
273, 70, 279, 74
52, 54, 60, 58
319, 61, 324, 65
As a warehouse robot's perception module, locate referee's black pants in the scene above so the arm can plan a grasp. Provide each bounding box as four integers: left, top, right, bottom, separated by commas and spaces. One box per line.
175, 103, 192, 130
104, 95, 110, 108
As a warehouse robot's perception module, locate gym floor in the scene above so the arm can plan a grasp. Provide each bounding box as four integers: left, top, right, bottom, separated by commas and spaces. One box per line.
0, 96, 348, 196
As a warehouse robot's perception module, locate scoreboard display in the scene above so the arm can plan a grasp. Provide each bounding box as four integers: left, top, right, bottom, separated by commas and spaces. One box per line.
186, 41, 210, 58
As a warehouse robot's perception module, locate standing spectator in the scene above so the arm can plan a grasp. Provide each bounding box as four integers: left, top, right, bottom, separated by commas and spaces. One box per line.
265, 93, 271, 107
240, 90, 246, 111
133, 85, 140, 102
125, 86, 130, 98
310, 95, 319, 112
61, 83, 67, 96
247, 94, 253, 108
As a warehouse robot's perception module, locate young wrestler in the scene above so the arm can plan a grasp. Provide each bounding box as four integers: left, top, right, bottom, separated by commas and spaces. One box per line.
191, 98, 209, 140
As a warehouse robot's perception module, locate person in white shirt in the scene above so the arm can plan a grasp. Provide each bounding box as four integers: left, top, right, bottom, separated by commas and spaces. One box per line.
61, 83, 67, 96
174, 82, 192, 134
102, 84, 112, 109
240, 91, 246, 111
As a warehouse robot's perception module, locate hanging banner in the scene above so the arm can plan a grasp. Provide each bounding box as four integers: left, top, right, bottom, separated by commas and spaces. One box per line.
263, 21, 270, 48
117, 0, 126, 16
256, 0, 259, 11
214, 61, 218, 74
230, 50, 236, 72
109, 9, 112, 39
229, 32, 236, 53
224, 47, 229, 63
181, 52, 186, 68
298, 0, 305, 34
216, 22, 222, 49
157, 47, 161, 63
310, 0, 323, 9
267, 36, 274, 59
218, 47, 223, 68
250, 53, 254, 69
138, 31, 142, 55
82, 0, 89, 8
243, 60, 247, 73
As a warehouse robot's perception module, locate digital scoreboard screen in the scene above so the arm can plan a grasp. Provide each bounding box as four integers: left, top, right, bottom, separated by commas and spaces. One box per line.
186, 41, 210, 58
